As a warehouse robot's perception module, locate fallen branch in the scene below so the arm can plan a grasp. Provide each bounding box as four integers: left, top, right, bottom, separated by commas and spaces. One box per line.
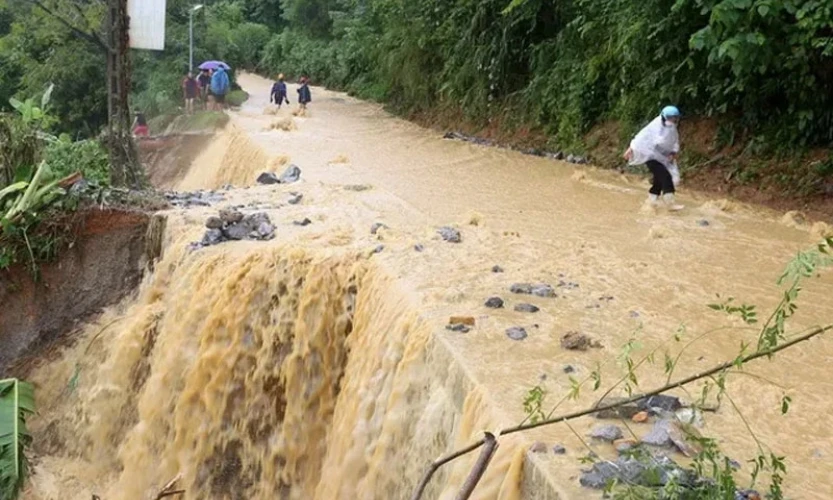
455, 432, 498, 500
154, 473, 183, 500
411, 324, 832, 499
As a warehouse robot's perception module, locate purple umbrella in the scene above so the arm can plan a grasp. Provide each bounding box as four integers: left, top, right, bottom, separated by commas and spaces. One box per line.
198, 60, 231, 70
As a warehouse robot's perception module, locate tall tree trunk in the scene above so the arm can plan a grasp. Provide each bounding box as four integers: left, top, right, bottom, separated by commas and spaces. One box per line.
107, 0, 143, 188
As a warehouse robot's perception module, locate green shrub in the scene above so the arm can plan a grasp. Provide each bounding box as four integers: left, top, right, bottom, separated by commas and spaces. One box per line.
44, 138, 109, 186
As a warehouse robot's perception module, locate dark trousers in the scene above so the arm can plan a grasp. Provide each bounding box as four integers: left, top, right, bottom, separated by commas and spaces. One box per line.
646, 160, 675, 195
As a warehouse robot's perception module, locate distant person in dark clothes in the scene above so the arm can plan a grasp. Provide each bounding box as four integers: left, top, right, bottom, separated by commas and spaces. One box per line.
297, 76, 311, 112
270, 73, 290, 108
132, 111, 149, 137
210, 67, 230, 110
182, 72, 198, 114
198, 69, 211, 108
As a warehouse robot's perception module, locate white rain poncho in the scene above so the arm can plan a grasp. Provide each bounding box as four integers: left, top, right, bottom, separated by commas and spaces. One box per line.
628, 116, 681, 186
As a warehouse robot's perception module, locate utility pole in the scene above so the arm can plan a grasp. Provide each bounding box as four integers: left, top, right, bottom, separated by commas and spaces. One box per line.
106, 0, 142, 188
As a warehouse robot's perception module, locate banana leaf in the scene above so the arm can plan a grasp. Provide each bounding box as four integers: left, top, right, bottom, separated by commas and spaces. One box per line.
0, 378, 35, 500
5, 161, 48, 221
0, 183, 28, 205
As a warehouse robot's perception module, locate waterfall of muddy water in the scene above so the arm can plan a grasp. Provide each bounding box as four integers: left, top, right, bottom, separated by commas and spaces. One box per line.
23, 72, 833, 500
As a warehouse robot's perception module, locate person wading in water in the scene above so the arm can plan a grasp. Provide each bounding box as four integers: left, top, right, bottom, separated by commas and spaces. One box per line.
623, 106, 684, 211
270, 73, 290, 108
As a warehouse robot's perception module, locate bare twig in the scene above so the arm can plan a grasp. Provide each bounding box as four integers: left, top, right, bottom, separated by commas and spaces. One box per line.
410, 324, 832, 500
455, 432, 498, 500
153, 473, 183, 500
156, 490, 185, 499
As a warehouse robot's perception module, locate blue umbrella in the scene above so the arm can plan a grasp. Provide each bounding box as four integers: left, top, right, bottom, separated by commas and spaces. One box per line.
198, 60, 231, 70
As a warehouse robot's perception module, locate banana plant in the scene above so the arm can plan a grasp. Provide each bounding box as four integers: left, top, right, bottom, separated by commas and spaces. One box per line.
0, 378, 35, 500
3, 161, 65, 222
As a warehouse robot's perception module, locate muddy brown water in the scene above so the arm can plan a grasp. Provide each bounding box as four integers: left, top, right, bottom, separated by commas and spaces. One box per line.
22, 73, 833, 499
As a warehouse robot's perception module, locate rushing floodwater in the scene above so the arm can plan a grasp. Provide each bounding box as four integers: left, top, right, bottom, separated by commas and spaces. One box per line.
23, 73, 833, 500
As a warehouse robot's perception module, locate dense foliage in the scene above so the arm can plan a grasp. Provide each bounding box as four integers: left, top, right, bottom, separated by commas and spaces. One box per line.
2, 0, 832, 155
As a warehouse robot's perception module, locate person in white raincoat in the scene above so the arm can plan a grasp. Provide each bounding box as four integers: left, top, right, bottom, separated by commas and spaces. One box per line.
624, 106, 684, 210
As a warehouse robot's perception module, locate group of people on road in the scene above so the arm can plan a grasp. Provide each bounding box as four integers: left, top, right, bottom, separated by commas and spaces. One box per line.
269, 73, 312, 112
182, 67, 230, 113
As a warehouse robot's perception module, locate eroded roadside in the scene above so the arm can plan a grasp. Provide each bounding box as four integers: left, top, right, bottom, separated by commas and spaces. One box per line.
17, 74, 833, 500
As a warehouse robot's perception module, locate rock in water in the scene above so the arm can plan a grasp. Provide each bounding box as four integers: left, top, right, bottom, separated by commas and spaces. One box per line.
641, 417, 702, 457
288, 192, 303, 205
492, 265, 505, 273
256, 172, 281, 185
638, 394, 682, 412
531, 284, 557, 297
205, 216, 224, 229
589, 424, 623, 442
293, 218, 312, 226
561, 331, 602, 351
414, 244, 425, 252
446, 324, 470, 333
552, 444, 567, 455
372, 244, 385, 254
510, 283, 533, 294
201, 229, 224, 246
580, 456, 693, 490
371, 222, 388, 235
484, 297, 505, 309
514, 303, 540, 313
219, 208, 244, 225
224, 223, 250, 241
438, 226, 462, 243
506, 327, 527, 341
530, 442, 548, 453
256, 222, 275, 239
279, 164, 302, 183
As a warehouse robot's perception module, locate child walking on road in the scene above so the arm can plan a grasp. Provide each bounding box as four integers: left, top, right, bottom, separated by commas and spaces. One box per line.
270, 74, 290, 108
624, 106, 684, 211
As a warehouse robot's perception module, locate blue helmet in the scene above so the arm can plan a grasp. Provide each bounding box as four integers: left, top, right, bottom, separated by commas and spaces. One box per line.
661, 105, 681, 119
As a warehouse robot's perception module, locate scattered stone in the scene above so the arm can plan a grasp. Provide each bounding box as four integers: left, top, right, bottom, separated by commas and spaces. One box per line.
414, 244, 425, 252
728, 459, 742, 470
506, 327, 528, 341
484, 297, 505, 309
256, 172, 281, 185
492, 265, 505, 273
641, 418, 675, 447
224, 223, 251, 240
629, 310, 641, 318
614, 439, 639, 455
256, 222, 275, 238
563, 365, 576, 374
697, 219, 710, 227
438, 226, 462, 243
552, 444, 567, 455
560, 331, 602, 351
589, 424, 623, 442
531, 284, 556, 297
593, 396, 641, 419
675, 408, 704, 428
219, 208, 244, 225
201, 228, 224, 246
510, 283, 533, 294
446, 324, 471, 333
449, 316, 475, 326
288, 192, 303, 205
632, 411, 650, 424
278, 164, 302, 183
530, 442, 548, 453
735, 490, 762, 500
514, 303, 540, 313
221, 183, 234, 190
638, 395, 682, 413
598, 294, 614, 302
165, 190, 225, 208
293, 218, 312, 226
205, 216, 223, 229
371, 222, 388, 235
579, 455, 695, 490
557, 280, 580, 290
344, 184, 372, 192
372, 244, 385, 254
640, 417, 700, 456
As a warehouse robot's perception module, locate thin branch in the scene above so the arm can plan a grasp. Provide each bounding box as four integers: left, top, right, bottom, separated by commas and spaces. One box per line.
24, 0, 111, 52
411, 324, 833, 500
454, 433, 498, 500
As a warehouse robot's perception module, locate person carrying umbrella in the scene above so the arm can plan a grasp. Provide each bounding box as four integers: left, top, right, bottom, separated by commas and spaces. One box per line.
210, 66, 230, 110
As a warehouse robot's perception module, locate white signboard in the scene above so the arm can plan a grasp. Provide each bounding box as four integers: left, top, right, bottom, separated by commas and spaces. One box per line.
128, 0, 167, 50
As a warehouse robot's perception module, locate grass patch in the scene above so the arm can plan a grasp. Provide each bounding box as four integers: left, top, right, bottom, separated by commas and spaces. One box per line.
227, 90, 249, 107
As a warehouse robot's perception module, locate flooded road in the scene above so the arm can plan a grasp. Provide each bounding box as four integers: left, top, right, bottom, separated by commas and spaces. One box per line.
24, 73, 833, 499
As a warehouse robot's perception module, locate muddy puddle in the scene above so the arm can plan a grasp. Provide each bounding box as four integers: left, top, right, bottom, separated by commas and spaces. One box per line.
20, 74, 833, 500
